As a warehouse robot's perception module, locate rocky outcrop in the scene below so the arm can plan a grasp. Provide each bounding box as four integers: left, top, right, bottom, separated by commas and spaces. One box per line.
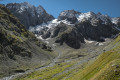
55, 24, 84, 49
58, 10, 80, 24
40, 23, 84, 49
75, 19, 118, 42
6, 2, 54, 29
41, 22, 69, 39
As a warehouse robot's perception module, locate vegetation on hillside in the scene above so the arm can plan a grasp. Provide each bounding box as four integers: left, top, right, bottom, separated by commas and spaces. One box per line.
14, 33, 120, 80
68, 35, 120, 80
0, 5, 56, 78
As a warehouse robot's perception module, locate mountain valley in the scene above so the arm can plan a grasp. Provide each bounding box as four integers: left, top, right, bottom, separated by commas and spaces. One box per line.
0, 2, 120, 80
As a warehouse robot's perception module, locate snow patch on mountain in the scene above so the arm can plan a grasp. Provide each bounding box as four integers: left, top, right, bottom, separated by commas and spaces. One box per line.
18, 7, 24, 13
29, 19, 72, 32
29, 10, 119, 34
77, 12, 95, 21
84, 38, 95, 43
112, 18, 119, 24
77, 12, 110, 24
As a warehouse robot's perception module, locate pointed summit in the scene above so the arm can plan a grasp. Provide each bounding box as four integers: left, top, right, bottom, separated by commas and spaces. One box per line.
6, 2, 54, 29
58, 10, 81, 23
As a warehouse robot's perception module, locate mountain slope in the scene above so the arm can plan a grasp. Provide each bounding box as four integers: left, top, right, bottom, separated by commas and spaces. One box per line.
68, 34, 120, 80
6, 7, 120, 80
58, 10, 81, 24
12, 34, 120, 80
0, 3, 120, 80
30, 10, 119, 49
0, 5, 56, 78
6, 2, 54, 29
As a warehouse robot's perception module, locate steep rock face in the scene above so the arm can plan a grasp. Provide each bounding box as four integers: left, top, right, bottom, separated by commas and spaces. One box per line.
39, 19, 118, 48
40, 23, 84, 49
55, 23, 84, 49
0, 5, 55, 77
77, 12, 111, 24
41, 22, 69, 39
75, 19, 118, 42
6, 2, 54, 29
58, 10, 81, 24
30, 10, 119, 49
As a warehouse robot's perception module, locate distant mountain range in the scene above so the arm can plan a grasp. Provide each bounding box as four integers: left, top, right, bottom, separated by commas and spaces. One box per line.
2, 2, 120, 48
29, 9, 120, 48
4, 2, 120, 30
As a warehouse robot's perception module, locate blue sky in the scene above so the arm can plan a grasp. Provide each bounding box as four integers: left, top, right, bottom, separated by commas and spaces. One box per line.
0, 0, 120, 18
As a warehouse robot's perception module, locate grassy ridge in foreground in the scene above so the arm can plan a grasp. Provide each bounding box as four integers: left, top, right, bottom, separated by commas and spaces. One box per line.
69, 35, 120, 80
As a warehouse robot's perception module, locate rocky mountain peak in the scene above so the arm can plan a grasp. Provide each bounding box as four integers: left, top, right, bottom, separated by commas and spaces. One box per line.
97, 12, 102, 15
6, 2, 54, 29
87, 11, 96, 16
6, 2, 32, 10
77, 11, 96, 21
59, 9, 81, 17
30, 9, 119, 49
58, 10, 113, 25
36, 5, 46, 14
58, 9, 81, 24
21, 2, 29, 5
3, 3, 120, 49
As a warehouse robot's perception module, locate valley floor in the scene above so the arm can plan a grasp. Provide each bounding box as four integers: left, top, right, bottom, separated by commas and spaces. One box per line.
0, 37, 114, 80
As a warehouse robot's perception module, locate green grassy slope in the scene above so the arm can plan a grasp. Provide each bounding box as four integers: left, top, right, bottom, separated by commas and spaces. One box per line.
13, 35, 119, 80
14, 62, 75, 80
15, 35, 120, 80
69, 35, 120, 80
